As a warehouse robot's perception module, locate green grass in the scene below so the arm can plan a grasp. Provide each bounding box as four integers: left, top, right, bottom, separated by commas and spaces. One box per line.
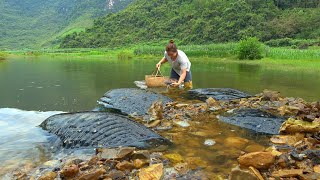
266, 47, 320, 60
133, 43, 237, 57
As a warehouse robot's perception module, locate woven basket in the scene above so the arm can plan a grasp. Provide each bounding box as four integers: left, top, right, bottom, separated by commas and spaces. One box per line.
145, 69, 169, 87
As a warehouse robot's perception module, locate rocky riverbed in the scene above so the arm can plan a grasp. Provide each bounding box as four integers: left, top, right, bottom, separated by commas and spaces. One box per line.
7, 89, 320, 179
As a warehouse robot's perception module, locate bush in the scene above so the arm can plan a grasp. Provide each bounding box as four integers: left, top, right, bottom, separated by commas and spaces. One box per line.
0, 52, 8, 60
237, 37, 264, 60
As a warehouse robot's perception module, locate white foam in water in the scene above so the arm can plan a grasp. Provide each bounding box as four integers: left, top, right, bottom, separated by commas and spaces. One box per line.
0, 108, 64, 177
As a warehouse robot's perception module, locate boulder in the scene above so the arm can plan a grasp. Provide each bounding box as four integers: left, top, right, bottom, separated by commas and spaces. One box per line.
40, 112, 171, 149
188, 88, 251, 101
97, 88, 172, 115
218, 108, 286, 134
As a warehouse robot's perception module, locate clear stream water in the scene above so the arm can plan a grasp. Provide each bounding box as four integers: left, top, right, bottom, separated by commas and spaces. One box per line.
0, 56, 319, 178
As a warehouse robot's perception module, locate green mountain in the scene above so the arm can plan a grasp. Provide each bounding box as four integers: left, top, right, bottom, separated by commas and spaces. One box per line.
60, 0, 320, 48
0, 0, 133, 50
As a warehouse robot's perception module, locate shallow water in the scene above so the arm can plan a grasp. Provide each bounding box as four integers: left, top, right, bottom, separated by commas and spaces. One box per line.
0, 56, 319, 177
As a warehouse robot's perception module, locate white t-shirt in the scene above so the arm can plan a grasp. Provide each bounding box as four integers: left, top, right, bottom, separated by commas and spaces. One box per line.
164, 50, 191, 75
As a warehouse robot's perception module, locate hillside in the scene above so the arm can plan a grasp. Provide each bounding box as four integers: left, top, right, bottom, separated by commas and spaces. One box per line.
0, 0, 133, 50
60, 0, 320, 48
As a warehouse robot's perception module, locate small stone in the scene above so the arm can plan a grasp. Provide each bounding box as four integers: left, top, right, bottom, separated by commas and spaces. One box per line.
88, 156, 99, 165
131, 150, 150, 160
164, 153, 184, 164
238, 152, 275, 169
43, 160, 60, 167
314, 165, 320, 173
60, 164, 79, 178
116, 160, 135, 171
79, 168, 106, 180
225, 137, 250, 149
189, 131, 208, 137
174, 163, 189, 175
146, 120, 161, 128
173, 120, 190, 127
271, 169, 303, 178
204, 139, 216, 146
229, 166, 258, 180
249, 166, 264, 180
133, 159, 149, 169
104, 170, 126, 179
139, 163, 163, 180
38, 172, 57, 180
116, 147, 135, 159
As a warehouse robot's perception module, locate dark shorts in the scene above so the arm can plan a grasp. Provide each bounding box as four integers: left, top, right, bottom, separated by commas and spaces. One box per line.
170, 69, 192, 82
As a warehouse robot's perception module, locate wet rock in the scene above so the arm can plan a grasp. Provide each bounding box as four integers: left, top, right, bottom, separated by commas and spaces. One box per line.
185, 157, 208, 170
204, 139, 216, 146
131, 150, 150, 160
238, 152, 275, 169
40, 112, 171, 149
229, 166, 258, 180
147, 101, 163, 121
104, 169, 126, 179
78, 168, 106, 180
139, 163, 164, 180
270, 134, 305, 146
97, 88, 172, 115
116, 147, 135, 159
164, 153, 184, 164
116, 161, 135, 171
163, 167, 179, 179
261, 90, 280, 101
188, 88, 251, 101
225, 137, 250, 149
146, 120, 161, 128
249, 166, 264, 180
206, 97, 220, 107
280, 118, 320, 134
88, 156, 99, 165
244, 144, 265, 153
314, 165, 320, 173
38, 171, 57, 180
133, 159, 149, 169
173, 120, 190, 127
43, 160, 60, 167
276, 154, 290, 168
271, 169, 304, 178
302, 149, 320, 165
60, 164, 79, 178
290, 149, 305, 161
174, 163, 189, 175
218, 108, 286, 134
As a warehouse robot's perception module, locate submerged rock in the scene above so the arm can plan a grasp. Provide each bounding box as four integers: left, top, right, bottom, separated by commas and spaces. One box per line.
218, 108, 286, 134
238, 152, 275, 169
97, 88, 172, 115
280, 118, 320, 134
40, 112, 172, 149
139, 163, 164, 180
188, 88, 251, 101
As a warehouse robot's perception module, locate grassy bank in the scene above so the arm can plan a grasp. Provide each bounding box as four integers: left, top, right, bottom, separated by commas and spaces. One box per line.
4, 42, 320, 61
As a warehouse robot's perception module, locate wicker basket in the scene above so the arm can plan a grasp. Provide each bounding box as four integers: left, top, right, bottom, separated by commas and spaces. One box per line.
145, 69, 169, 87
